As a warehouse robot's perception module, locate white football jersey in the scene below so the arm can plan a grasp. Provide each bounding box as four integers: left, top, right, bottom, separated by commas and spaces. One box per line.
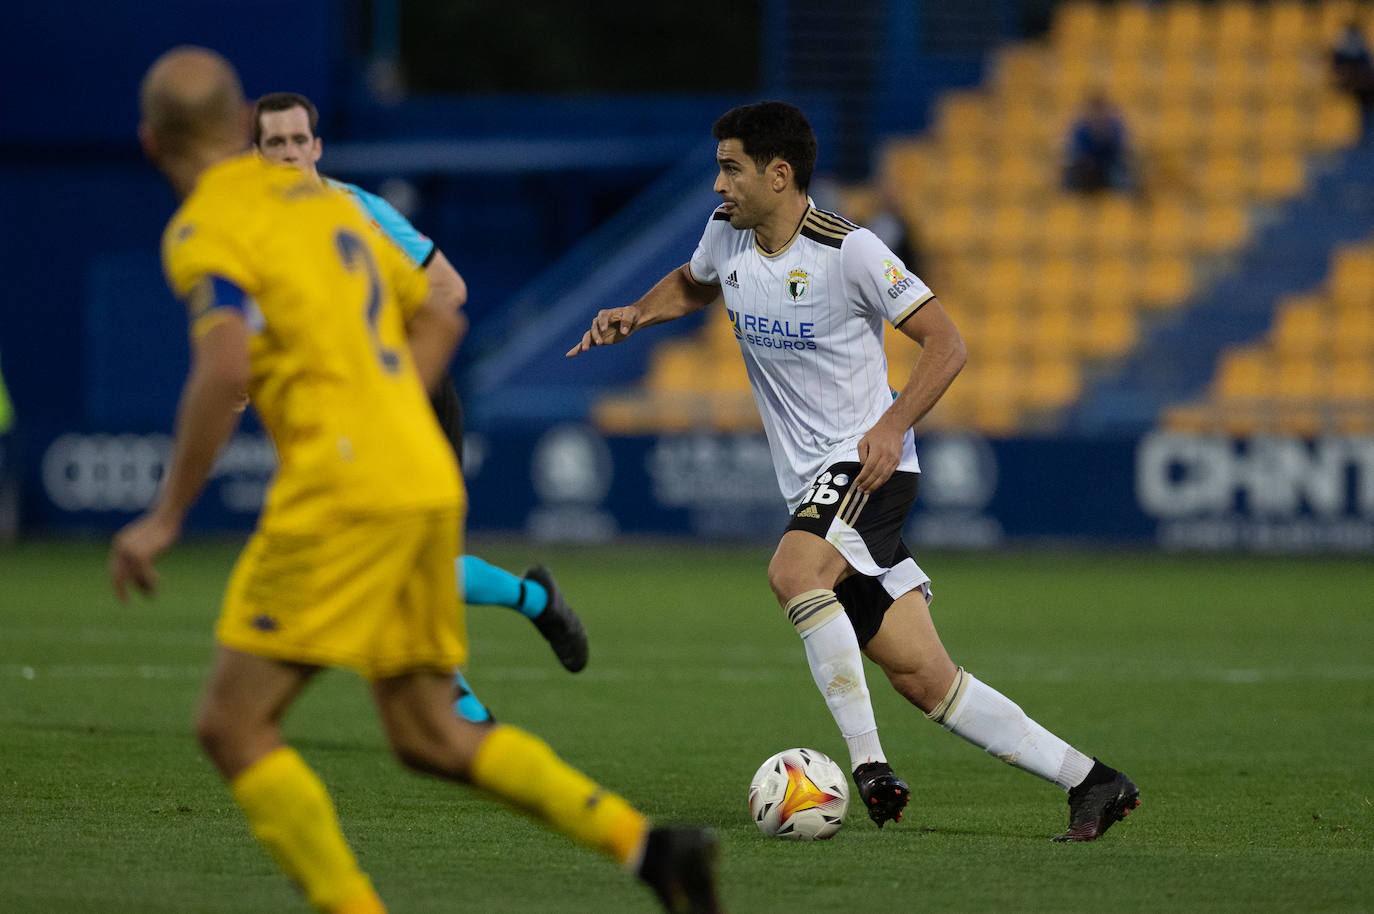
688, 204, 936, 510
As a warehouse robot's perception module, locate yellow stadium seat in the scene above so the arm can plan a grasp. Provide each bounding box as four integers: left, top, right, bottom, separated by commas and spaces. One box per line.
1140, 254, 1193, 308
1313, 94, 1362, 150
1277, 355, 1326, 400
1198, 151, 1250, 202
1271, 296, 1329, 357
1211, 57, 1265, 109
1107, 2, 1158, 57
925, 201, 981, 255
1161, 1, 1208, 56
1332, 307, 1374, 358
1029, 308, 1079, 356
1257, 57, 1313, 109
1206, 102, 1255, 153
984, 256, 1030, 307
1166, 401, 1224, 433
973, 305, 1032, 361
1214, 1, 1261, 58
1054, 1, 1104, 51
996, 101, 1053, 154
1196, 201, 1249, 252
1252, 151, 1307, 199
939, 92, 989, 146
1025, 357, 1082, 410
1328, 243, 1374, 304
1143, 199, 1193, 255
1087, 256, 1136, 307
1215, 347, 1275, 400
882, 142, 937, 214
1274, 402, 1325, 437
1104, 55, 1150, 102
987, 202, 1034, 253
1037, 199, 1089, 257
1033, 255, 1090, 307
1256, 103, 1304, 153
992, 150, 1050, 201
1329, 356, 1374, 400
1263, 2, 1318, 56
1320, 0, 1366, 43
1087, 193, 1141, 256
994, 45, 1049, 99
1048, 57, 1099, 111
944, 150, 993, 200
1150, 102, 1203, 154
646, 341, 710, 393
1078, 305, 1137, 359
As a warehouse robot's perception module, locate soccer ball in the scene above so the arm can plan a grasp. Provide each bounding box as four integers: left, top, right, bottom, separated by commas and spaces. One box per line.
748, 747, 849, 840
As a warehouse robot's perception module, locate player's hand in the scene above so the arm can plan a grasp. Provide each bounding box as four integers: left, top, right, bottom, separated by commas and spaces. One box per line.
854, 417, 905, 493
565, 306, 639, 357
109, 512, 182, 602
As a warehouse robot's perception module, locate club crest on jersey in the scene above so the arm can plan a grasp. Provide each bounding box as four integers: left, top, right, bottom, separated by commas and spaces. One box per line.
786, 267, 810, 302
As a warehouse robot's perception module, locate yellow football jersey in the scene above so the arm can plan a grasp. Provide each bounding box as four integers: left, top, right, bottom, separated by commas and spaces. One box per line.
161, 154, 461, 526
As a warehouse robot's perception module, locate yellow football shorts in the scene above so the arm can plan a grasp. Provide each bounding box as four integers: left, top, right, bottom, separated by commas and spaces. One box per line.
215, 508, 465, 679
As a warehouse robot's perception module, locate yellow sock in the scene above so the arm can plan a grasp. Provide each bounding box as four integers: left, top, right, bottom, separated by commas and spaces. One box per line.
230, 746, 382, 913
470, 724, 649, 867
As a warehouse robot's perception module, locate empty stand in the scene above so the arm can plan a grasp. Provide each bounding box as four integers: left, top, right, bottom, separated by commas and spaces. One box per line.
594, 0, 1371, 437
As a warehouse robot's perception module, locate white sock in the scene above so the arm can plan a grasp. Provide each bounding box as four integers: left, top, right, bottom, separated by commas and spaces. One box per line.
797, 608, 885, 771
932, 669, 1093, 791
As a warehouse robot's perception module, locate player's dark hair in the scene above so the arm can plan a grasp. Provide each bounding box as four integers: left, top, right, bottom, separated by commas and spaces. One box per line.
253, 92, 319, 147
712, 101, 818, 192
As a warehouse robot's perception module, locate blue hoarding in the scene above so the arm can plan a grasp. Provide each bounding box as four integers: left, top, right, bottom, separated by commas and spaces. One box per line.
29, 426, 1374, 554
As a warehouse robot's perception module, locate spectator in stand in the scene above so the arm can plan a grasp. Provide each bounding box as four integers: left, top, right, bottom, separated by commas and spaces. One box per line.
1062, 93, 1134, 194
1331, 20, 1374, 142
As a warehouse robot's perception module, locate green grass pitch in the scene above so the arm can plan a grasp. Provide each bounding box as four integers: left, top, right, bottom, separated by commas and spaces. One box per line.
1, 538, 1371, 912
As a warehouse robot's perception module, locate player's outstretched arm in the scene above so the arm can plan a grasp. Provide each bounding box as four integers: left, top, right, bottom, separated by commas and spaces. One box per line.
565, 264, 718, 357
110, 313, 252, 601
854, 297, 966, 493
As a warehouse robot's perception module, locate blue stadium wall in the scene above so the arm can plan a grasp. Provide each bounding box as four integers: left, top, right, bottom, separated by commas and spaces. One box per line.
33, 427, 1374, 553
10, 1, 1373, 551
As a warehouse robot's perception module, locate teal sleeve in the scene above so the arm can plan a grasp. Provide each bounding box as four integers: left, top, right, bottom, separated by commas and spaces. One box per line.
326, 177, 436, 267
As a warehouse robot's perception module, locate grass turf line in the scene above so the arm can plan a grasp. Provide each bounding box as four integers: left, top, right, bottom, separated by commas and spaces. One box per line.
0, 539, 1370, 912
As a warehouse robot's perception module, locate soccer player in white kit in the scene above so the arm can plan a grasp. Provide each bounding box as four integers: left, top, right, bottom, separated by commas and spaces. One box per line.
568, 101, 1139, 841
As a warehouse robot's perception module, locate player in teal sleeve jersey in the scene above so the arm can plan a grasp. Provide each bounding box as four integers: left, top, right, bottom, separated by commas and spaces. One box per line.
253, 93, 589, 721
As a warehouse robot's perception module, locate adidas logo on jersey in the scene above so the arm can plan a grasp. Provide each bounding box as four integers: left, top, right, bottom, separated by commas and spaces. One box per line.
798, 505, 821, 519
724, 270, 740, 288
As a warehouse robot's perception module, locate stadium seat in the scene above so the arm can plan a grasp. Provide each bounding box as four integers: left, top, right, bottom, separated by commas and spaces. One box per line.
1161, 1, 1208, 58
1215, 346, 1274, 400
1140, 254, 1193, 309
1078, 306, 1137, 359
1088, 193, 1141, 256
1263, 1, 1318, 56
1215, 1, 1262, 58
1270, 295, 1328, 357
1025, 357, 1082, 410
1195, 201, 1250, 252
596, 0, 1374, 436
1331, 307, 1374, 358
1312, 94, 1362, 150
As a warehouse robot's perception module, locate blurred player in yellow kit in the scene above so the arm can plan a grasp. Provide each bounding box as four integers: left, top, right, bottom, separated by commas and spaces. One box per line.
109, 46, 720, 914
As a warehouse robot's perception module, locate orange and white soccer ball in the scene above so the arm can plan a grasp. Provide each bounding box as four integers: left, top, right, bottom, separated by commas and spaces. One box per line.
748, 747, 849, 840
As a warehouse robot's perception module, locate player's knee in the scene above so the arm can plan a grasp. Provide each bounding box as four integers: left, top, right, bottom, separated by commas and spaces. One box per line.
386, 725, 476, 781
882, 666, 948, 715
767, 559, 815, 605
194, 701, 243, 768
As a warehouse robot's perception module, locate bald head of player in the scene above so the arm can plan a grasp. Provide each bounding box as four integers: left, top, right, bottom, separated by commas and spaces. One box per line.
138, 46, 252, 199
